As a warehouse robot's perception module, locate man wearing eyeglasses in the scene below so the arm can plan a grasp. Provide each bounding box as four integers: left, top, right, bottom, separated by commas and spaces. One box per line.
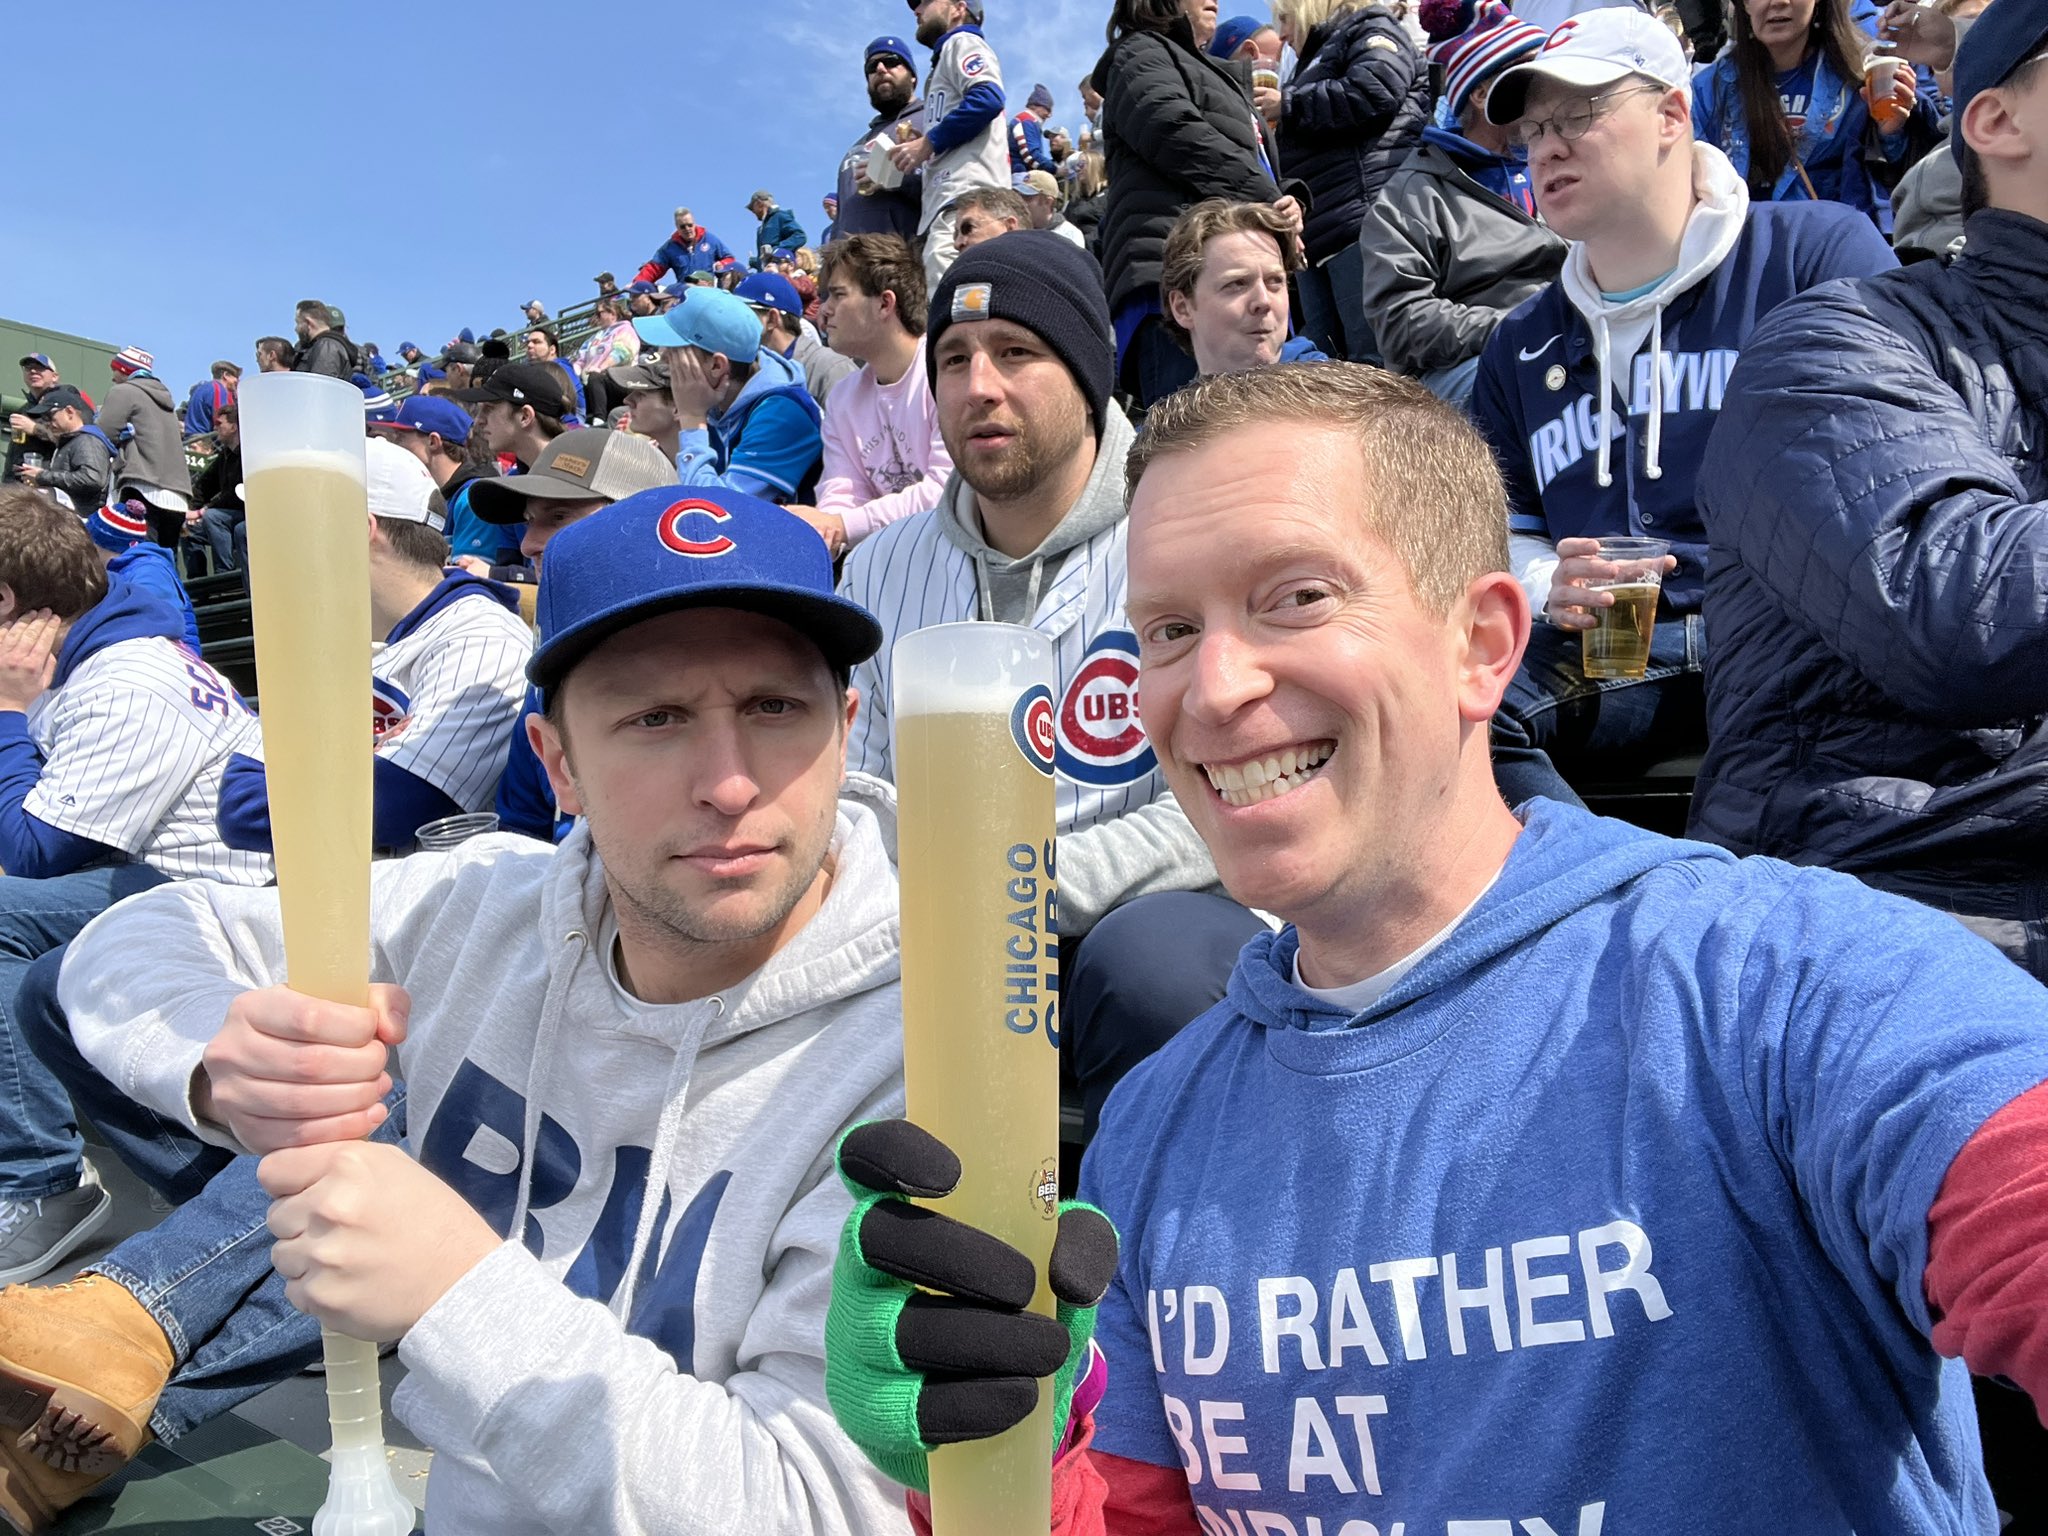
1470, 9, 1895, 802
837, 37, 930, 246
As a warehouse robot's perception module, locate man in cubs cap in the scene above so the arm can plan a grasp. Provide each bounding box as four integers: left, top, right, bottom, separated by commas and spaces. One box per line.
633, 288, 825, 505
10, 490, 913, 1532
1472, 0, 1896, 815
529, 486, 882, 700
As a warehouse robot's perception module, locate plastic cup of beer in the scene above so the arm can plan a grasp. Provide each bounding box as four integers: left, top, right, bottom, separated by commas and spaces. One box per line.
1863, 55, 1911, 132
1580, 536, 1669, 680
891, 621, 1061, 1536
414, 811, 500, 850
1252, 66, 1281, 91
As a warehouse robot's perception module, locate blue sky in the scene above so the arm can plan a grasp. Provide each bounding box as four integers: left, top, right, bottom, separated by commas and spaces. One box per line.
2, 1, 1267, 394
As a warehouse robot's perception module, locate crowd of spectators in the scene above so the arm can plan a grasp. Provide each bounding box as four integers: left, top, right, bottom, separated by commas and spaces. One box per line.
0, 0, 2043, 1531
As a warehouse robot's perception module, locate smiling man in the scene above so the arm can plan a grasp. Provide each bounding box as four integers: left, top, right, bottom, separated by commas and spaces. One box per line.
1470, 8, 1894, 800
2, 489, 914, 1536
820, 361, 2048, 1536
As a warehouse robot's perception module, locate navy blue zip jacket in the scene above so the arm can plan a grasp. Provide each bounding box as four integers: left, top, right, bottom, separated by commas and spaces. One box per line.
1474, 195, 1894, 612
1691, 209, 2048, 974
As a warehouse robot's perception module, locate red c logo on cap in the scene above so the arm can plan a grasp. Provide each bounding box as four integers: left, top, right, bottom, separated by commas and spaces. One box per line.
1544, 19, 1578, 48
656, 498, 737, 558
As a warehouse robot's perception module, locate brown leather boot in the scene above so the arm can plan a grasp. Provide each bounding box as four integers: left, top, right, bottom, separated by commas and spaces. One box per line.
0, 1276, 172, 1532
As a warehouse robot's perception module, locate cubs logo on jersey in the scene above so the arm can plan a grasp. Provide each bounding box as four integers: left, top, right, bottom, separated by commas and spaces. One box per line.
371, 677, 414, 745
1056, 631, 1155, 788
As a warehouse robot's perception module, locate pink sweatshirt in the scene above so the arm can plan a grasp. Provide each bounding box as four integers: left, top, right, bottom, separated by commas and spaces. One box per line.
814, 337, 954, 545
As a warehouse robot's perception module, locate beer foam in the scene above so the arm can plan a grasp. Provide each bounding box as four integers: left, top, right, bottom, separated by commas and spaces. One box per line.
892, 625, 1054, 717
243, 447, 365, 482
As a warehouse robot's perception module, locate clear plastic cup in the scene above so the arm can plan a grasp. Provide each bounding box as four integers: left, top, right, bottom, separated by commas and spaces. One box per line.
415, 811, 501, 850
1863, 55, 1910, 133
1580, 536, 1670, 680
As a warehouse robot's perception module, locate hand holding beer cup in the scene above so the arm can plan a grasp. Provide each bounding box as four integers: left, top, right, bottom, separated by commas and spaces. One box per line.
1546, 537, 1676, 629
1863, 54, 1916, 133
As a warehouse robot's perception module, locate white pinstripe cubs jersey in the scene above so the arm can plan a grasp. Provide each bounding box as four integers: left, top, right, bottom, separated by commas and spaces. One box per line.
839, 492, 1168, 840
369, 587, 533, 812
25, 638, 273, 885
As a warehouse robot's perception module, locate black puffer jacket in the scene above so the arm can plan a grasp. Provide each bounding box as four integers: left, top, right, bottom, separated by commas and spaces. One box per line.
1091, 18, 1287, 311
1279, 4, 1432, 264
1692, 210, 2048, 979
293, 330, 358, 380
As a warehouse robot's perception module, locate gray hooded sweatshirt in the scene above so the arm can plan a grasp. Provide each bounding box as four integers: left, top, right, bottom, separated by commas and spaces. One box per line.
96, 373, 190, 502
62, 778, 912, 1536
840, 404, 1222, 933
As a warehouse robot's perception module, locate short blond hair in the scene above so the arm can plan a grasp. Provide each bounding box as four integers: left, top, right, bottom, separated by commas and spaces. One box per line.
1159, 199, 1303, 352
1126, 362, 1509, 615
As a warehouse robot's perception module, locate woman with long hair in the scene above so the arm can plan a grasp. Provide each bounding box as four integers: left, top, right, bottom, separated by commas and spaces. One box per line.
1270, 0, 1433, 362
573, 295, 640, 424
1692, 0, 1940, 227
1091, 0, 1305, 406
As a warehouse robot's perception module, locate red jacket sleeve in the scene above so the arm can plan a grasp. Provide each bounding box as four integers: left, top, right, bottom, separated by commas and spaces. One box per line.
1925, 1076, 2048, 1423
904, 1415, 1199, 1536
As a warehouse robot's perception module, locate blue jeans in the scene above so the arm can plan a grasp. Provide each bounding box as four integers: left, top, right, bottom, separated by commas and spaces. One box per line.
1062, 890, 1266, 1138
0, 866, 170, 1200
197, 505, 245, 573
1421, 355, 1482, 413
17, 948, 403, 1441
1294, 242, 1382, 365
1492, 612, 1709, 781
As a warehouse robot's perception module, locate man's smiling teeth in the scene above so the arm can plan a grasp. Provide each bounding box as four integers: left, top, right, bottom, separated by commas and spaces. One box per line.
1203, 744, 1334, 807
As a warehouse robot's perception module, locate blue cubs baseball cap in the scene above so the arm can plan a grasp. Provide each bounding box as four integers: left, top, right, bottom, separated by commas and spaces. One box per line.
379, 394, 473, 445
734, 271, 806, 320
866, 34, 916, 70
632, 289, 766, 362
528, 487, 884, 696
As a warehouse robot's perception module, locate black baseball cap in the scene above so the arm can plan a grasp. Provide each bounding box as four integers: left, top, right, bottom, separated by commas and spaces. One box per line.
448, 360, 572, 416
24, 385, 89, 418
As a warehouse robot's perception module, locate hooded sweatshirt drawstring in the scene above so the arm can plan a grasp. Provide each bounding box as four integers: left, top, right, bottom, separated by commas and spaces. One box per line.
1645, 306, 1666, 482
614, 996, 722, 1326
1564, 143, 1748, 499
1594, 312, 1616, 489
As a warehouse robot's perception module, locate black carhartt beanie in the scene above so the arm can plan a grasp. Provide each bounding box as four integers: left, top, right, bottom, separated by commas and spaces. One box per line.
927, 231, 1114, 435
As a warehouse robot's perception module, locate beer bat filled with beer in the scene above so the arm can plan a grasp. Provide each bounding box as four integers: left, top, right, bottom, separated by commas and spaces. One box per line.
238, 372, 417, 1536
891, 623, 1062, 1536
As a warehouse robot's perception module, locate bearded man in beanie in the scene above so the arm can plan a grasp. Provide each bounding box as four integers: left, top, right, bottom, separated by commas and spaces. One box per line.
839, 229, 1262, 1136
1359, 0, 1568, 407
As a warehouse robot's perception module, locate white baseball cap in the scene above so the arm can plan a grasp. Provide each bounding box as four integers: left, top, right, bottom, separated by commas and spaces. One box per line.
1486, 8, 1692, 125
366, 435, 444, 532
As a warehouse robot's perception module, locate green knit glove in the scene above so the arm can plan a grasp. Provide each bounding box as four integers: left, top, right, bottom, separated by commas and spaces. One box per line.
823, 1119, 1119, 1493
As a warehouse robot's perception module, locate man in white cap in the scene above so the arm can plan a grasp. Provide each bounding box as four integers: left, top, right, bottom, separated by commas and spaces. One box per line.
1469, 7, 1897, 805
214, 437, 533, 854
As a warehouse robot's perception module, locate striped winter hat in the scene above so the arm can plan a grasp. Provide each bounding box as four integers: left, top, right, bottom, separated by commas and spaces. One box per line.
88, 499, 152, 552
110, 346, 155, 376
1423, 0, 1549, 117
